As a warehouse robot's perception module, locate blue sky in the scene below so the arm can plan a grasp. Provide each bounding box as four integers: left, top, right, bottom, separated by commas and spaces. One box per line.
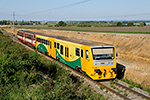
0, 0, 150, 21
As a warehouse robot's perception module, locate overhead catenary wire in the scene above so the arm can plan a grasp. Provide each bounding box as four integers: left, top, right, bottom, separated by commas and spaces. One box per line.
18, 0, 90, 20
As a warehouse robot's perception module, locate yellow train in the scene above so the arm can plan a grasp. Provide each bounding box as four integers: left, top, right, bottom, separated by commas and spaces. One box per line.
35, 34, 117, 80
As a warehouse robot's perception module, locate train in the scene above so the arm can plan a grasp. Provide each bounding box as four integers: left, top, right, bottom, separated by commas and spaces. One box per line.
17, 30, 117, 80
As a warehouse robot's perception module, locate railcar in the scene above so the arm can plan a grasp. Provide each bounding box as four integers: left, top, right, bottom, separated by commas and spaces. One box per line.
17, 30, 26, 42
17, 30, 39, 48
35, 33, 117, 80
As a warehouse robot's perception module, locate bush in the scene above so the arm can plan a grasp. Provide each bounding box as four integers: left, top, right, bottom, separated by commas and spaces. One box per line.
0, 33, 106, 100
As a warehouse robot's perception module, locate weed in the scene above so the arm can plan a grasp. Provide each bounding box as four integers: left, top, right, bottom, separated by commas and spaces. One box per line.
110, 81, 114, 85
116, 88, 119, 90
105, 89, 108, 93
100, 86, 104, 90
124, 92, 127, 96
129, 85, 134, 89
114, 78, 118, 82
113, 86, 116, 89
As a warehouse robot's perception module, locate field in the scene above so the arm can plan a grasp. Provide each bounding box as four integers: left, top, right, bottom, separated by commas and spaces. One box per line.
22, 25, 150, 33
2, 26, 150, 88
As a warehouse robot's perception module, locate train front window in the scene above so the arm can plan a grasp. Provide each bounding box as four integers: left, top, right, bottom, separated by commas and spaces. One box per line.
92, 47, 114, 60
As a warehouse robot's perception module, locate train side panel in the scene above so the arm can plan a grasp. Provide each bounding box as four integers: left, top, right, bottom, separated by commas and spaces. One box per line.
55, 39, 82, 69
35, 35, 49, 54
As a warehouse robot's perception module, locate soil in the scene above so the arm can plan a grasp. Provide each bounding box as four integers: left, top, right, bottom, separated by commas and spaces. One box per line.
2, 27, 150, 88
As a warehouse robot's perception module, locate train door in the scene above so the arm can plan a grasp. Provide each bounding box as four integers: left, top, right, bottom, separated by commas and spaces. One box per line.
52, 39, 56, 59
48, 40, 52, 56
81, 46, 87, 72
65, 46, 69, 61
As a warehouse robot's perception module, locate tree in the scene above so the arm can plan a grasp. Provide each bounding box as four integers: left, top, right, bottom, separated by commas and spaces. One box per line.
143, 22, 146, 26
117, 22, 122, 26
127, 22, 134, 26
139, 22, 144, 27
56, 21, 67, 27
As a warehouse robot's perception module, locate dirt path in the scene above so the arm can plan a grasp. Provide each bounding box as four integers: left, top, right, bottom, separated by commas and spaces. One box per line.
2, 28, 150, 88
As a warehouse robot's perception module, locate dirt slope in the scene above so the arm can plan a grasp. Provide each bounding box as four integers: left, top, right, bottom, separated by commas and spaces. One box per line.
3, 28, 150, 88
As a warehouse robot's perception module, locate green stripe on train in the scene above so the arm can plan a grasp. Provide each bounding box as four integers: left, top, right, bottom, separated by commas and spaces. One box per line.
56, 50, 81, 69
37, 44, 48, 53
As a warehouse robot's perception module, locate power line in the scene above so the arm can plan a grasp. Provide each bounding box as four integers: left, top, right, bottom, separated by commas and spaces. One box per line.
15, 0, 90, 20
26, 0, 90, 16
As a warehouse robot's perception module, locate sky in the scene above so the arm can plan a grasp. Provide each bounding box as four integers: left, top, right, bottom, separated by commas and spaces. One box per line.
0, 0, 150, 21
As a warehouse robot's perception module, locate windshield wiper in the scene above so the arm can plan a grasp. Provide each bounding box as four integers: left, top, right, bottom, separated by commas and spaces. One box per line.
94, 56, 113, 60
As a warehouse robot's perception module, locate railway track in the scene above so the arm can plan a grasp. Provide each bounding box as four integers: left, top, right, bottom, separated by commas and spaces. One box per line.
1, 30, 150, 100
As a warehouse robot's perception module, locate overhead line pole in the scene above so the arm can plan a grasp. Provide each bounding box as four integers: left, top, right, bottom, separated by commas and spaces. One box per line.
13, 12, 15, 40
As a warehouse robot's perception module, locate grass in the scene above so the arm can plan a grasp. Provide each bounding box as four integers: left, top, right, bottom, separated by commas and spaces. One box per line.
0, 31, 107, 100
120, 78, 150, 95
16, 26, 150, 34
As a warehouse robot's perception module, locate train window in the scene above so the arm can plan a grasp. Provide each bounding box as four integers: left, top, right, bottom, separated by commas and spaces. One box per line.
46, 40, 47, 45
57, 43, 60, 49
54, 42, 56, 48
86, 50, 89, 60
44, 39, 45, 44
76, 48, 80, 56
18, 33, 22, 36
60, 45, 63, 55
37, 37, 38, 42
29, 35, 32, 39
81, 49, 83, 58
65, 47, 69, 57
47, 40, 49, 45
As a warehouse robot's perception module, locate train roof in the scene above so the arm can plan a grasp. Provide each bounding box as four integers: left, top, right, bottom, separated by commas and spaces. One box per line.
18, 30, 42, 35
36, 33, 113, 47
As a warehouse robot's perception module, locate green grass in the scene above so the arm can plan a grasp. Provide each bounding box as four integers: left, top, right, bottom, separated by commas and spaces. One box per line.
120, 78, 150, 95
0, 31, 107, 100
16, 26, 150, 34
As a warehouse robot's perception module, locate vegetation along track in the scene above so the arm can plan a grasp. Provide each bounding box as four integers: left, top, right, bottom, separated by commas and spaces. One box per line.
1, 30, 150, 100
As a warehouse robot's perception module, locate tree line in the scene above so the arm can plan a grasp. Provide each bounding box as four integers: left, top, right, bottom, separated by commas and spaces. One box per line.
0, 20, 148, 27
0, 20, 41, 25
